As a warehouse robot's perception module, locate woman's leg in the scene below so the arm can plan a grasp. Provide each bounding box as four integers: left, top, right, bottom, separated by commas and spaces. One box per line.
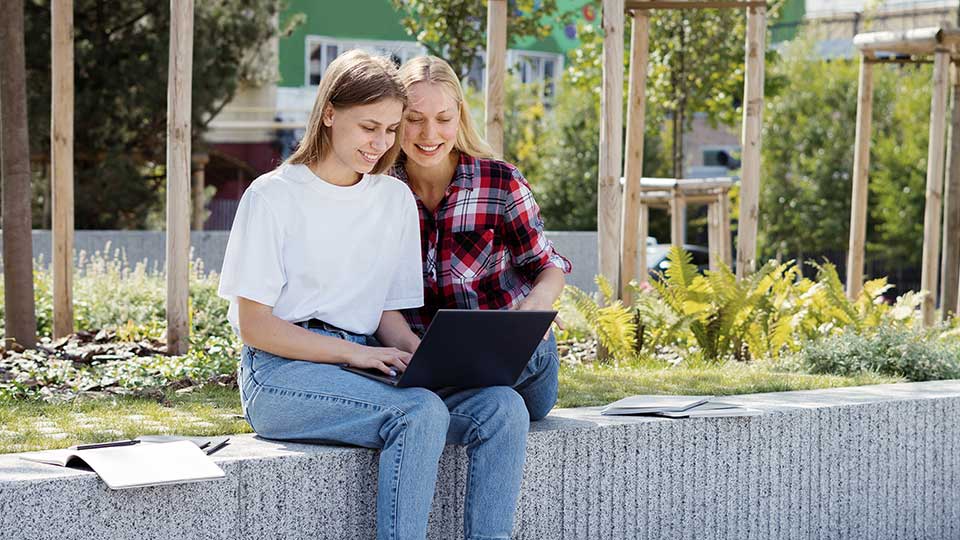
441, 386, 529, 540
511, 331, 560, 421
240, 341, 449, 540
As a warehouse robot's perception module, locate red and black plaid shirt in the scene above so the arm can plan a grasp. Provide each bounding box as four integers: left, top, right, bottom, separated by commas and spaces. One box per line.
393, 153, 572, 334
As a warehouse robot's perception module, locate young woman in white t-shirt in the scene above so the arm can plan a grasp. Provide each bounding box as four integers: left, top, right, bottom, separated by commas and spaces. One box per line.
219, 50, 531, 540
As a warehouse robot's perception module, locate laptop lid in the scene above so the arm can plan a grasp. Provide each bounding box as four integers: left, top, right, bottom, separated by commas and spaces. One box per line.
394, 309, 557, 389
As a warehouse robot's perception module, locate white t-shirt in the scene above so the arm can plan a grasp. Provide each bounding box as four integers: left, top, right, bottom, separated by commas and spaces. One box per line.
217, 163, 423, 336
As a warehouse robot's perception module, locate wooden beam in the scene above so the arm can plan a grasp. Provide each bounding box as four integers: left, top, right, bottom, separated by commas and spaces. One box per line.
854, 26, 960, 56
484, 0, 507, 157
620, 10, 650, 304
599, 0, 625, 295
941, 61, 960, 319
640, 176, 737, 190
736, 4, 765, 279
625, 0, 767, 9
166, 0, 194, 354
719, 190, 732, 267
1, 0, 38, 348
707, 199, 720, 271
670, 187, 685, 246
920, 50, 950, 326
641, 192, 728, 204
638, 204, 650, 282
51, 0, 74, 339
846, 53, 874, 299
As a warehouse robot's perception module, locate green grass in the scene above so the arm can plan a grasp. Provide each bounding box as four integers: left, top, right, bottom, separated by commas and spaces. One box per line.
0, 385, 249, 454
557, 362, 902, 408
0, 362, 902, 454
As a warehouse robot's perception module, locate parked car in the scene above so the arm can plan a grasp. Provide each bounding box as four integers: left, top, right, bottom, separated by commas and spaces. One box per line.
645, 243, 710, 281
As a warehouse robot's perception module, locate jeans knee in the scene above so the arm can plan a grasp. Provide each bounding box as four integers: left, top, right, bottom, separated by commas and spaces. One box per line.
405, 389, 451, 436
527, 387, 556, 422
484, 387, 530, 432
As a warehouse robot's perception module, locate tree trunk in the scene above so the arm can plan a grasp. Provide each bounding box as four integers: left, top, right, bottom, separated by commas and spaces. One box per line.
0, 0, 38, 348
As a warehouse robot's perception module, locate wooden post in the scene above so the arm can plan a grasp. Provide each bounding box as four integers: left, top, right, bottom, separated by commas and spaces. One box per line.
940, 60, 960, 319
191, 153, 209, 230
638, 203, 650, 282
599, 0, 625, 293
0, 0, 38, 348
708, 198, 720, 271
166, 0, 194, 354
51, 0, 74, 338
846, 53, 874, 299
736, 4, 766, 279
620, 10, 650, 303
920, 49, 950, 327
670, 187, 684, 247
719, 189, 732, 267
484, 0, 507, 157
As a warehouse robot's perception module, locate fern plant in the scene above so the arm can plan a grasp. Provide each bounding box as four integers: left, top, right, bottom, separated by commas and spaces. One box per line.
560, 276, 637, 364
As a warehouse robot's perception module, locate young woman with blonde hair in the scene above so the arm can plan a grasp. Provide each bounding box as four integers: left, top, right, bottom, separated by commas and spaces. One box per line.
391, 54, 572, 537
219, 49, 531, 540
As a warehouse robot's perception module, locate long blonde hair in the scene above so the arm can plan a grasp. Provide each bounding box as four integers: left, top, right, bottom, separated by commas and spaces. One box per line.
397, 56, 497, 160
287, 49, 406, 174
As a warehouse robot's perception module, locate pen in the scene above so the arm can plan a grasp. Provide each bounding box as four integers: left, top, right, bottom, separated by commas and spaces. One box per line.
205, 438, 230, 456
76, 439, 141, 450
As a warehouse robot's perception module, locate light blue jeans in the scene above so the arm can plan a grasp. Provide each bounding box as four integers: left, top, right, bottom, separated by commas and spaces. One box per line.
239, 327, 558, 540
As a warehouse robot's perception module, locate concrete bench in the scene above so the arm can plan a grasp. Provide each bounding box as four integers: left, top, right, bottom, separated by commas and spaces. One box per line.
2, 380, 959, 540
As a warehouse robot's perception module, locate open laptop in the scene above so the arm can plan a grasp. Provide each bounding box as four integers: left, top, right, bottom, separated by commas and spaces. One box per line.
341, 309, 557, 389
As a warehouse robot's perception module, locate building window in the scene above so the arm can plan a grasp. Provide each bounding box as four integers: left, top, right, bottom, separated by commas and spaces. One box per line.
305, 36, 426, 86
507, 50, 563, 102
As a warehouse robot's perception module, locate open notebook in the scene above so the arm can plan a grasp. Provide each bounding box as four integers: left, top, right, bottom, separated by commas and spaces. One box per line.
601, 395, 762, 418
19, 440, 225, 490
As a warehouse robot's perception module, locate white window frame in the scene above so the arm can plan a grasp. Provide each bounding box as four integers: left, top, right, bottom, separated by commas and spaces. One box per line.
304, 35, 427, 87
506, 50, 564, 101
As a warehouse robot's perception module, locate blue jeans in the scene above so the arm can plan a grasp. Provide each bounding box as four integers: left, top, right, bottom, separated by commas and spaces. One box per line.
239, 327, 532, 540
513, 331, 560, 421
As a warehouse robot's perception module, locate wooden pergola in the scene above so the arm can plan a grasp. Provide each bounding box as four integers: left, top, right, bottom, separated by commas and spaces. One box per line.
847, 26, 960, 325
50, 0, 194, 353
597, 0, 768, 302
635, 176, 735, 272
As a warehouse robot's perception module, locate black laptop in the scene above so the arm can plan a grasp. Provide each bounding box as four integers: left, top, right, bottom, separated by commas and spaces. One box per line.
341, 309, 557, 389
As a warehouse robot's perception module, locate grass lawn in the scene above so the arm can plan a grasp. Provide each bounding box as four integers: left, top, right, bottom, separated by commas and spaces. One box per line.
0, 362, 901, 455
557, 362, 900, 408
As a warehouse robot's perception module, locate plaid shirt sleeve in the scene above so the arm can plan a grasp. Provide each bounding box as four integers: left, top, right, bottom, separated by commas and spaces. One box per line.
502, 167, 572, 282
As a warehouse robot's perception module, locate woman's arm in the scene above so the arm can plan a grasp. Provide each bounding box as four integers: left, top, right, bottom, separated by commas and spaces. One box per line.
238, 297, 411, 375
517, 266, 565, 311
374, 310, 421, 354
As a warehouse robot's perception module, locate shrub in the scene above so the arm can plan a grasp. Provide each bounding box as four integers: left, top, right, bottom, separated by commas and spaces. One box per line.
789, 324, 960, 382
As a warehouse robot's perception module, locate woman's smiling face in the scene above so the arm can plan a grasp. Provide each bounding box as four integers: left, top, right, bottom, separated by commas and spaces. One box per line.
401, 82, 460, 168
324, 98, 403, 177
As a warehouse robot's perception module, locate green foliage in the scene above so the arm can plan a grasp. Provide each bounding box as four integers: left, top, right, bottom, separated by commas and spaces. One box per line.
499, 71, 668, 230
760, 32, 932, 266
23, 0, 300, 229
559, 277, 637, 364
0, 249, 240, 401
564, 3, 786, 174
562, 247, 939, 366
789, 324, 960, 382
389, 0, 571, 78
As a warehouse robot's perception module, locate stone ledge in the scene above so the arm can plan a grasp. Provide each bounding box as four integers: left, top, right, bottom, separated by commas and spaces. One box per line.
1, 381, 959, 539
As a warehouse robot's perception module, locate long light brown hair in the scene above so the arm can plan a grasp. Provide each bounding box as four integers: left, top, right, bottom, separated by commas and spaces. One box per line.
397, 56, 497, 160
287, 49, 406, 174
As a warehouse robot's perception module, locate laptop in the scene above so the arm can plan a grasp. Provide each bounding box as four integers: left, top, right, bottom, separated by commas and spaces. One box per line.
341, 309, 557, 389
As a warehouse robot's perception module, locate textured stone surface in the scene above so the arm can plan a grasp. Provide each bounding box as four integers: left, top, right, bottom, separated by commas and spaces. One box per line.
2, 381, 960, 539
